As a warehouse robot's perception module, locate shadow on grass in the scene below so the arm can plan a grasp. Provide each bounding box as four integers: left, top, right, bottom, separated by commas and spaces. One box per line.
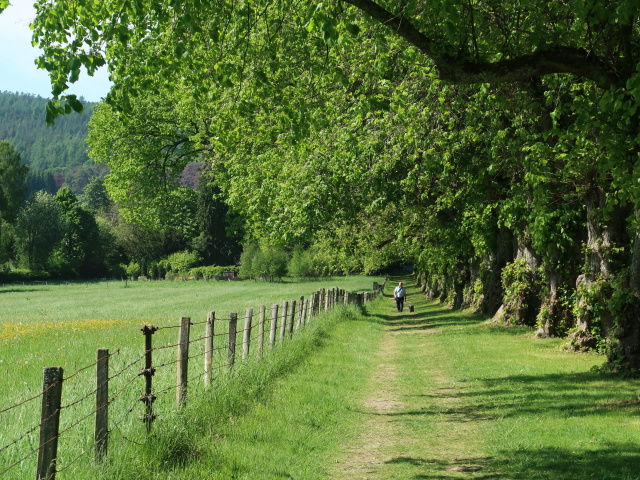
488, 443, 640, 480
361, 368, 640, 421
385, 444, 640, 479
374, 294, 488, 332
357, 368, 640, 478
386, 455, 502, 479
0, 288, 48, 294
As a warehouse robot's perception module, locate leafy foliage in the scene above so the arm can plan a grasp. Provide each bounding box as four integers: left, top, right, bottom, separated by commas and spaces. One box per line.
30, 0, 640, 367
0, 140, 28, 222
14, 191, 64, 270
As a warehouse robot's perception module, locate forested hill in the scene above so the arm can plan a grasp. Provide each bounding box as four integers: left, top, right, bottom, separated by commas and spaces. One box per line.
0, 91, 93, 171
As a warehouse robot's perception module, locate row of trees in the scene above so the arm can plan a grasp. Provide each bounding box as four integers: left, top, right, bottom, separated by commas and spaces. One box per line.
26, 1, 640, 369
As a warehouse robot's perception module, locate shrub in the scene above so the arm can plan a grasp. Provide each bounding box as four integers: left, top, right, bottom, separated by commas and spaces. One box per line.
124, 261, 141, 279
288, 245, 329, 279
166, 250, 202, 276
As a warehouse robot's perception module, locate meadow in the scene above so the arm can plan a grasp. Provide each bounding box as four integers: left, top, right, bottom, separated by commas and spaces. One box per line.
0, 276, 383, 479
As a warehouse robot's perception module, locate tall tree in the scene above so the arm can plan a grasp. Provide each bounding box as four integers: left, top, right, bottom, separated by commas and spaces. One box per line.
54, 187, 102, 277
193, 173, 242, 266
14, 191, 64, 271
0, 140, 28, 223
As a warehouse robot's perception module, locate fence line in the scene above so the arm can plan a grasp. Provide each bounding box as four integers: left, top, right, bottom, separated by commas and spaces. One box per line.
1, 278, 388, 479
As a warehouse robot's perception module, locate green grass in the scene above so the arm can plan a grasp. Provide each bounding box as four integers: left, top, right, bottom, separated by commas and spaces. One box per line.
4, 277, 640, 479
0, 276, 383, 480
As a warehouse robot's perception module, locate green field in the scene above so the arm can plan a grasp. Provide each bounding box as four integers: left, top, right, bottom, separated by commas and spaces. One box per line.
0, 276, 383, 480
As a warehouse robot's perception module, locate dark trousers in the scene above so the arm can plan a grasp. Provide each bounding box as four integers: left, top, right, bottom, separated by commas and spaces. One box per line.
395, 296, 405, 312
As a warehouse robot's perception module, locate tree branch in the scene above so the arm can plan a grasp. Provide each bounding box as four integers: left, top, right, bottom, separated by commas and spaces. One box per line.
343, 0, 621, 89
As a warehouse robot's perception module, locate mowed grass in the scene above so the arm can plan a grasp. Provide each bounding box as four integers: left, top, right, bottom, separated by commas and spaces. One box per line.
331, 286, 640, 480
0, 276, 383, 480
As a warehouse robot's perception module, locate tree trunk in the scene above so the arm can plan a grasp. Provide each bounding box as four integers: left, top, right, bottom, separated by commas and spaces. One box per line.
498, 234, 541, 326
536, 246, 576, 338
481, 226, 514, 316
570, 180, 634, 358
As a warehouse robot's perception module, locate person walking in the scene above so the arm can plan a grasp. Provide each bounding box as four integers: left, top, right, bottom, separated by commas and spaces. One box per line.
393, 281, 407, 312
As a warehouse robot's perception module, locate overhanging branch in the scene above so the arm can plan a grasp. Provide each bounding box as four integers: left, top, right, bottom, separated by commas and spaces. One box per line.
343, 0, 621, 89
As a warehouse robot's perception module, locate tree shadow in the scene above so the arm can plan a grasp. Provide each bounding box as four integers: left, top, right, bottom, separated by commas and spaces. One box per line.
385, 444, 640, 479
0, 288, 45, 294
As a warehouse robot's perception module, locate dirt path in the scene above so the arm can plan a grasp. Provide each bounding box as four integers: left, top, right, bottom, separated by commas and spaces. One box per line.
328, 291, 489, 479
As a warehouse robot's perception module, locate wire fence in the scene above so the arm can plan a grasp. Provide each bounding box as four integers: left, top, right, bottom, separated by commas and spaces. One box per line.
0, 281, 386, 480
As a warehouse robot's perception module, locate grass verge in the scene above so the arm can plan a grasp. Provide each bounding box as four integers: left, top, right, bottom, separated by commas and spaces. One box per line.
78, 302, 385, 479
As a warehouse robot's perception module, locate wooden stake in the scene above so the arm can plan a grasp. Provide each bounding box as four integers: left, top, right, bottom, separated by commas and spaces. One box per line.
95, 349, 109, 461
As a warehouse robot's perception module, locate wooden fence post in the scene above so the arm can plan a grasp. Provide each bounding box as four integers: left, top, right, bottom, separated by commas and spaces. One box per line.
288, 300, 296, 337
295, 296, 304, 330
176, 317, 191, 406
204, 312, 215, 388
95, 349, 109, 462
279, 301, 288, 342
308, 294, 315, 323
37, 366, 63, 480
242, 308, 253, 360
269, 304, 279, 347
301, 297, 309, 328
258, 305, 266, 360
140, 324, 158, 433
228, 313, 238, 370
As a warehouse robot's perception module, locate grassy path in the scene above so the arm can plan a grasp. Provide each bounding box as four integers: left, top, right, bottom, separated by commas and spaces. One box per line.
329, 280, 640, 480
329, 289, 487, 479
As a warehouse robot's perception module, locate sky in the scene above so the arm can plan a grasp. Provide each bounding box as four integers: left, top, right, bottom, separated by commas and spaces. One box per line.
0, 1, 111, 102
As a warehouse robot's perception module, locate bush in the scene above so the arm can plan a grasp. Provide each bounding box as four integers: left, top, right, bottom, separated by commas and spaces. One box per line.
253, 246, 288, 281
157, 259, 171, 279
288, 245, 329, 279
0, 265, 51, 283
124, 261, 141, 279
238, 243, 288, 281
239, 242, 260, 279
166, 250, 202, 276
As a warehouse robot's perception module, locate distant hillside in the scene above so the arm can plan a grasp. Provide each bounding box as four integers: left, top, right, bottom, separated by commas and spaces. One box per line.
0, 91, 111, 194
0, 91, 201, 196
0, 91, 93, 171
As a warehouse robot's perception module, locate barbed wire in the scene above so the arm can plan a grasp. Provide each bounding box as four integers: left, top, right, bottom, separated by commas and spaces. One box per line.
0, 439, 40, 477
109, 404, 142, 446
0, 379, 60, 415
110, 368, 144, 404
63, 350, 116, 382
109, 352, 146, 382
0, 420, 39, 457
60, 384, 100, 411
0, 420, 59, 478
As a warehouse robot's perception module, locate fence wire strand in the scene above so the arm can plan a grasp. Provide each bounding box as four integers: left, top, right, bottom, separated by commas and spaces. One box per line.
0, 380, 60, 415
